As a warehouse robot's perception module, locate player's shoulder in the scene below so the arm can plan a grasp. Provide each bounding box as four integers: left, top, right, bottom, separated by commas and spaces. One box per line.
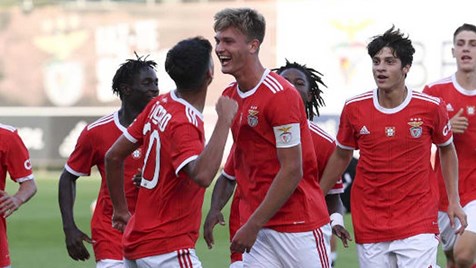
261, 71, 292, 95
425, 76, 453, 90
411, 90, 441, 106
86, 112, 116, 132
0, 123, 20, 142
344, 90, 373, 106
165, 91, 204, 128
308, 121, 335, 143
0, 123, 17, 133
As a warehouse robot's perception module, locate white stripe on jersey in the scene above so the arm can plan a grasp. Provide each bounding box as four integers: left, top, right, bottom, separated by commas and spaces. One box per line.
426, 76, 452, 88
87, 113, 114, 131
264, 75, 284, 94
0, 123, 16, 132
412, 91, 440, 105
186, 106, 199, 127
308, 121, 335, 143
345, 91, 373, 105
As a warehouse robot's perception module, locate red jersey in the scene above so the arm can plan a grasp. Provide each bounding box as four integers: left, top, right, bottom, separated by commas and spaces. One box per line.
222, 70, 329, 233
66, 112, 142, 261
123, 91, 205, 259
0, 124, 34, 267
308, 121, 344, 194
423, 75, 476, 211
337, 89, 452, 243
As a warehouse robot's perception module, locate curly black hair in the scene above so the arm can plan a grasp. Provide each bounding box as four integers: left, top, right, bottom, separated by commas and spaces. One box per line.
274, 59, 326, 120
112, 52, 158, 100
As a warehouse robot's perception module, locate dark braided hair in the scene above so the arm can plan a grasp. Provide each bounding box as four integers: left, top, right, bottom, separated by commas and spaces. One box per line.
274, 59, 326, 120
112, 52, 158, 100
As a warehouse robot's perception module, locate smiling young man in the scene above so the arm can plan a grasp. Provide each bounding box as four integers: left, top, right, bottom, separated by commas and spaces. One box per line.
320, 26, 467, 267
212, 8, 331, 268
423, 23, 476, 268
59, 54, 159, 267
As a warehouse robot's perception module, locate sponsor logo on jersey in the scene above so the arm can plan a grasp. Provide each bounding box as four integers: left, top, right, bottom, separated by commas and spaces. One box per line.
446, 103, 454, 112
443, 122, 451, 136
385, 127, 395, 137
408, 118, 423, 138
132, 148, 142, 159
24, 159, 32, 170
359, 126, 370, 135
247, 108, 259, 127
467, 106, 475, 115
278, 126, 292, 143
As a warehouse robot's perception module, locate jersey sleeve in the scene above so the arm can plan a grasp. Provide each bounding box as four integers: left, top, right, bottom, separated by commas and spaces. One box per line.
336, 104, 357, 150
6, 131, 34, 183
65, 126, 96, 176
432, 99, 453, 147
170, 123, 204, 176
267, 88, 303, 148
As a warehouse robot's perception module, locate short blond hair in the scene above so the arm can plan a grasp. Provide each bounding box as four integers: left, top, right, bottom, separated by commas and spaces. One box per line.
213, 8, 265, 44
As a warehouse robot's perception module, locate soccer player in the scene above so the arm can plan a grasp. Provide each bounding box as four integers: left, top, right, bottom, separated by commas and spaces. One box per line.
214, 8, 331, 267
203, 59, 351, 268
423, 23, 476, 268
319, 26, 467, 267
105, 36, 237, 268
274, 60, 351, 266
0, 123, 37, 268
58, 54, 159, 267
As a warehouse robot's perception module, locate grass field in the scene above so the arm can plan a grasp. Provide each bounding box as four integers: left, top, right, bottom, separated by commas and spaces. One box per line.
5, 170, 447, 267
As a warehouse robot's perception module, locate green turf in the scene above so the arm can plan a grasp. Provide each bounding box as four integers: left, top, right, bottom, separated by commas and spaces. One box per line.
5, 170, 447, 267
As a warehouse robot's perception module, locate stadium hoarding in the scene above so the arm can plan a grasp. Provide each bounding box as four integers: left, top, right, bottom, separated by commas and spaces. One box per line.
0, 2, 276, 167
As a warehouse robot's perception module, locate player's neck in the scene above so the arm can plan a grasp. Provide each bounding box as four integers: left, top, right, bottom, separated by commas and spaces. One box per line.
455, 70, 476, 91
117, 107, 137, 128
175, 89, 206, 113
235, 61, 265, 92
377, 86, 408, 109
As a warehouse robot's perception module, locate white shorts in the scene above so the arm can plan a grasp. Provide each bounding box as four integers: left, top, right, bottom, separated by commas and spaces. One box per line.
124, 249, 202, 268
438, 199, 476, 251
243, 224, 331, 268
356, 233, 439, 268
97, 259, 124, 268
230, 261, 243, 268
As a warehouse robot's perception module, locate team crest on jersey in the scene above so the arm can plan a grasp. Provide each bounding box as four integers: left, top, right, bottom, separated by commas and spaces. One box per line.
131, 148, 142, 159
408, 118, 423, 138
278, 126, 293, 143
385, 127, 395, 137
247, 107, 259, 127
467, 106, 475, 115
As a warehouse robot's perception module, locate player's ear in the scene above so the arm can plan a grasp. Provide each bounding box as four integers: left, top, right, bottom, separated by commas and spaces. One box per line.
402, 64, 410, 76
249, 39, 260, 54
120, 83, 131, 96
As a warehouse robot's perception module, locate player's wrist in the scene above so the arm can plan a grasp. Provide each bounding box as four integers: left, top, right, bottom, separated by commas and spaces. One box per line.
330, 212, 344, 228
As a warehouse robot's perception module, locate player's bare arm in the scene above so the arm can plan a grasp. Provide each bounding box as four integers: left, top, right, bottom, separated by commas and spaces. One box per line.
204, 175, 236, 249
105, 135, 139, 232
0, 179, 36, 218
230, 145, 303, 253
320, 147, 353, 194
439, 142, 467, 234
58, 170, 94, 261
450, 108, 469, 134
182, 96, 237, 187
325, 194, 352, 247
